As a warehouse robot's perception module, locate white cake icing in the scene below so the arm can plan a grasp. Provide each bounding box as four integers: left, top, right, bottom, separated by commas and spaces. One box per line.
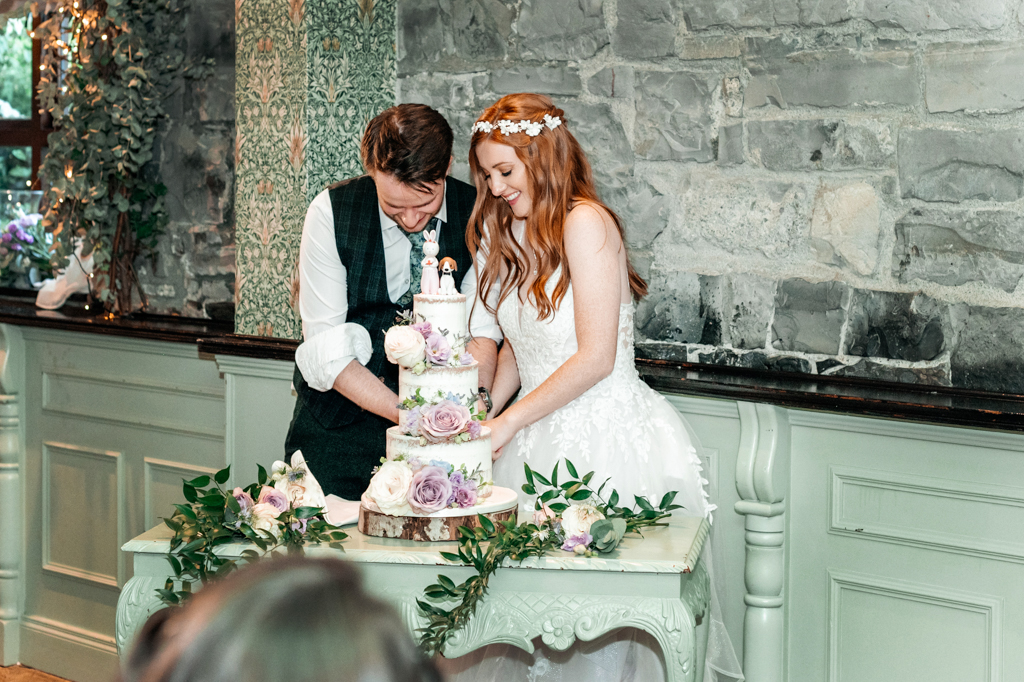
413, 293, 469, 349
386, 427, 492, 478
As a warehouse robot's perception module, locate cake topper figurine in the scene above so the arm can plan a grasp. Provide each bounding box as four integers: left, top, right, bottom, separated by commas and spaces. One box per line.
420, 229, 440, 295
439, 257, 458, 295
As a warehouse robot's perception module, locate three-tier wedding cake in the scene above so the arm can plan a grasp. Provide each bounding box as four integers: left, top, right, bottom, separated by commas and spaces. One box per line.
358, 241, 517, 536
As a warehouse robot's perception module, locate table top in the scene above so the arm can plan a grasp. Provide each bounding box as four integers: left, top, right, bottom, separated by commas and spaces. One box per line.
124, 515, 710, 575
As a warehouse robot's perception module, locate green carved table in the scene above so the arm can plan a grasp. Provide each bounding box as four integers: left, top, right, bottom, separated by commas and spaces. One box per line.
116, 517, 711, 682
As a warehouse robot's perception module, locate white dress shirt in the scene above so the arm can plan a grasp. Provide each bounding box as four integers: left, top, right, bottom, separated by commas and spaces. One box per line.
295, 185, 503, 392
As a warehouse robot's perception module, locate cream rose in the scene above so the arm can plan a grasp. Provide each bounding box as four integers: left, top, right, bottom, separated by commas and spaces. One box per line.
560, 503, 605, 538
384, 326, 426, 368
367, 460, 414, 515
250, 503, 283, 539
274, 467, 327, 510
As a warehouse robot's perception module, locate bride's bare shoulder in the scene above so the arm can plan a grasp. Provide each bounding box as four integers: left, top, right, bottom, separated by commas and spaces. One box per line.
565, 201, 620, 250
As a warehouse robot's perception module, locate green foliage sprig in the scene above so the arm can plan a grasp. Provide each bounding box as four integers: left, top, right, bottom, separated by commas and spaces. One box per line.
158, 464, 348, 606
417, 459, 682, 656
34, 0, 211, 314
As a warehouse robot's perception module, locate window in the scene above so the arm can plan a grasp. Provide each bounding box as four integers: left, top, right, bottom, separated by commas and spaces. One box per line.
0, 14, 49, 223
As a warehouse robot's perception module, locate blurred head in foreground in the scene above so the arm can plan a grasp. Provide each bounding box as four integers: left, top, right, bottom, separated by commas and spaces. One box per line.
122, 556, 441, 682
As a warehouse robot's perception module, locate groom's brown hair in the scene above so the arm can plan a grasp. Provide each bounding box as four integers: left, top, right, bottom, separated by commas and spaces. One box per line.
361, 104, 453, 191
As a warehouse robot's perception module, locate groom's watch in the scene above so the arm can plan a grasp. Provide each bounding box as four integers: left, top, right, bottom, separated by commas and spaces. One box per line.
477, 387, 493, 413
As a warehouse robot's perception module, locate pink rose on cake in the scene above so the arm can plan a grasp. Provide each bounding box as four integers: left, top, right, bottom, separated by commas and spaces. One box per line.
424, 331, 451, 366
420, 400, 471, 443
407, 466, 453, 513
384, 326, 426, 368
367, 460, 414, 515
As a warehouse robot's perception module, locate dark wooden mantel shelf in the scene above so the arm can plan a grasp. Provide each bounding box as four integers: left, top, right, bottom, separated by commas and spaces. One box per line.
0, 295, 1022, 433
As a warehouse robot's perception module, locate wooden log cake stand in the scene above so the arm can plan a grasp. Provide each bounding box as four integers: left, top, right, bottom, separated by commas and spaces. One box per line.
357, 487, 519, 541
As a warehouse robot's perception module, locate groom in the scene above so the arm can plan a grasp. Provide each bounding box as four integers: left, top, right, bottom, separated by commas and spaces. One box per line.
286, 103, 501, 500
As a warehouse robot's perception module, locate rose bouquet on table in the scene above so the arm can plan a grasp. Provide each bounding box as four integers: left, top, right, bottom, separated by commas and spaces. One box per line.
384, 312, 474, 374
0, 214, 54, 286
158, 454, 348, 606
416, 459, 683, 656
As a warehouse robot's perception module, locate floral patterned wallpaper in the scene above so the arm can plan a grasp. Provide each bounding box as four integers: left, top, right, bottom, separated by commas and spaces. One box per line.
234, 0, 396, 338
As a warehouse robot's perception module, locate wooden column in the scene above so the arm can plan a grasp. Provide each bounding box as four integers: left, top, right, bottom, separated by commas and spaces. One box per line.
735, 402, 790, 682
0, 324, 25, 664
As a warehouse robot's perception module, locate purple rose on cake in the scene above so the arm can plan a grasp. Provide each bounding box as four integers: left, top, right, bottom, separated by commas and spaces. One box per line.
453, 479, 478, 508
424, 332, 451, 366
467, 420, 482, 439
420, 400, 471, 443
407, 466, 453, 513
411, 321, 432, 338
460, 352, 475, 365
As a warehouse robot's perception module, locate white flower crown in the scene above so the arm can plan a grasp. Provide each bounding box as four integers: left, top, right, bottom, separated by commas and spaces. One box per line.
472, 113, 562, 137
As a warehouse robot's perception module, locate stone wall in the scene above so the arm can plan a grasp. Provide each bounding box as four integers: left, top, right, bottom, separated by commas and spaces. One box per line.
397, 0, 1024, 393
136, 0, 236, 320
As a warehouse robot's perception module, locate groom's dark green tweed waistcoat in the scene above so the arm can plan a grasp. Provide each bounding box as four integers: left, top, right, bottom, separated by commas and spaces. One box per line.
286, 174, 477, 499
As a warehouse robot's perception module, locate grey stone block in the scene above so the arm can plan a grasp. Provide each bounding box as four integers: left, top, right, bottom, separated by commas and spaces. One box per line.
561, 101, 634, 211
613, 0, 676, 60
772, 279, 848, 354
667, 178, 811, 259
634, 71, 715, 162
899, 128, 1024, 203
717, 123, 744, 166
925, 42, 1024, 114
747, 119, 896, 171
951, 306, 1024, 392
678, 35, 743, 60
621, 181, 669, 249
635, 270, 704, 343
801, 0, 1006, 31
517, 0, 609, 61
490, 66, 582, 96
810, 182, 882, 276
727, 273, 777, 349
398, 0, 514, 74
845, 290, 947, 362
744, 40, 921, 109
829, 360, 951, 386
588, 67, 634, 99
635, 341, 689, 363
893, 209, 1024, 293
695, 348, 813, 374
683, 0, 799, 29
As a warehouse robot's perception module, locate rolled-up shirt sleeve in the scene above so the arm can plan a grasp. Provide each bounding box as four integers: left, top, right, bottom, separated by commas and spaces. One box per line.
295, 189, 373, 391
461, 224, 503, 343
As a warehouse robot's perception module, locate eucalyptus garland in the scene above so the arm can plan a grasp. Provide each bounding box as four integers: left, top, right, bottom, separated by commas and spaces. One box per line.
34, 0, 211, 314
417, 459, 683, 656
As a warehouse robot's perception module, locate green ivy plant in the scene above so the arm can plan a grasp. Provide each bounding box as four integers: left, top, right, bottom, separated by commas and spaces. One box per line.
159, 464, 348, 605
417, 459, 683, 656
34, 0, 211, 314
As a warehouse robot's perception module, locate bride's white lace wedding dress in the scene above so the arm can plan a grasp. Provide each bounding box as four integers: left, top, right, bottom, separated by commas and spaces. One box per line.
438, 267, 743, 682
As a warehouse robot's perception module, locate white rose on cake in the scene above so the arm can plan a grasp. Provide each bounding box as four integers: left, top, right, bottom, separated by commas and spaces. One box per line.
560, 503, 605, 538
384, 326, 426, 368
367, 460, 414, 515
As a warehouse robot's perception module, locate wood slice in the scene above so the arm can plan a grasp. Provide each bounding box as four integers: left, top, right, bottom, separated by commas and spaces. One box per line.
357, 503, 517, 542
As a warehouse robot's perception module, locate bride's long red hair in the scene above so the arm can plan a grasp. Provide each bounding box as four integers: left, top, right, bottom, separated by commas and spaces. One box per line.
466, 93, 647, 321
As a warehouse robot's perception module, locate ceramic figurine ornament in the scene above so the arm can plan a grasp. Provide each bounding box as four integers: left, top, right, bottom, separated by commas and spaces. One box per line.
439, 257, 458, 295
420, 229, 440, 295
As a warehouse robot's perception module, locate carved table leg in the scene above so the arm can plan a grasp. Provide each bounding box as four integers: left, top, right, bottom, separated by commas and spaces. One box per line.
0, 395, 21, 664
115, 576, 170, 656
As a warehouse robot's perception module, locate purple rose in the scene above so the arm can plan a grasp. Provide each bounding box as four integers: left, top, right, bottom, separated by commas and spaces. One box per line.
562, 532, 593, 553
257, 485, 289, 513
411, 321, 432, 338
5, 224, 15, 234
232, 487, 254, 512
15, 229, 28, 242
290, 518, 308, 533
460, 352, 475, 365
407, 466, 453, 513
10, 244, 21, 252
424, 332, 451, 366
467, 420, 482, 439
454, 480, 478, 508
1, 233, 11, 243
420, 400, 471, 443
21, 233, 33, 245
449, 471, 465, 487
403, 406, 421, 435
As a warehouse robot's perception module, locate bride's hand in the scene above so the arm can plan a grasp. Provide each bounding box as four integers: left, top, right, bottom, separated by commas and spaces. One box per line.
483, 415, 516, 460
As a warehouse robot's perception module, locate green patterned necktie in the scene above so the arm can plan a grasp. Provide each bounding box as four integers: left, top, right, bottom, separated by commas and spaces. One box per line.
398, 226, 429, 307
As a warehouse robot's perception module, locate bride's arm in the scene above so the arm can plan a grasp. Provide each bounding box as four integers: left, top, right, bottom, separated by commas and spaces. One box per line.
489, 340, 521, 416
486, 204, 622, 452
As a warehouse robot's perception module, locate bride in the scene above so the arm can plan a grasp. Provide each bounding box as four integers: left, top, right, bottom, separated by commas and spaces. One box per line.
436, 93, 743, 681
